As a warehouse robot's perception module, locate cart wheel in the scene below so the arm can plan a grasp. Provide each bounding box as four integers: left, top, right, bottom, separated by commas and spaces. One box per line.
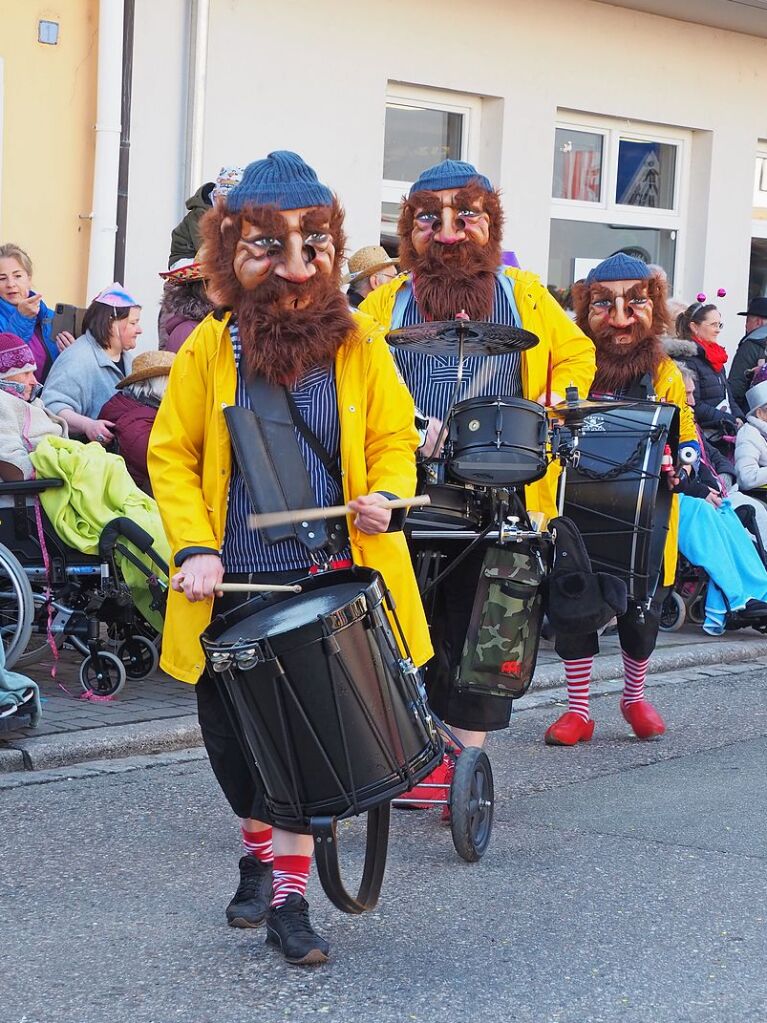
117, 635, 159, 680
688, 595, 706, 625
449, 747, 494, 862
79, 651, 126, 697
659, 591, 685, 632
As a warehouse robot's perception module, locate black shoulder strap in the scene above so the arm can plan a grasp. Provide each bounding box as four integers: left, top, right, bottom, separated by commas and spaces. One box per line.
284, 389, 343, 492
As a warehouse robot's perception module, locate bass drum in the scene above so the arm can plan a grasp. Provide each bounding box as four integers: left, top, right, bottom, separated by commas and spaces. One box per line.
561, 401, 680, 601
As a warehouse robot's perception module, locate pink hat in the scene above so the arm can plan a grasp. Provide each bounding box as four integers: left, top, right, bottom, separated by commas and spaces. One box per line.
92, 282, 140, 308
0, 332, 36, 379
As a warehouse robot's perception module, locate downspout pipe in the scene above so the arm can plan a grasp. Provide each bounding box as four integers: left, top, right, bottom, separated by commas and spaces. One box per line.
185, 0, 210, 198
87, 0, 125, 298
113, 0, 135, 284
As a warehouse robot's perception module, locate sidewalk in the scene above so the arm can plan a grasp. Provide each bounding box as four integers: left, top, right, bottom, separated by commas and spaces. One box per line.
2, 624, 767, 773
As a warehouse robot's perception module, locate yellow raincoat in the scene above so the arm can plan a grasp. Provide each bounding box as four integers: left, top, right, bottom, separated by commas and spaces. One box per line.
148, 310, 432, 683
360, 266, 597, 521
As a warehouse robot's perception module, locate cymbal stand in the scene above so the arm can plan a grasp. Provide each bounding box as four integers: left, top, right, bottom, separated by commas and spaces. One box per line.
427, 316, 468, 460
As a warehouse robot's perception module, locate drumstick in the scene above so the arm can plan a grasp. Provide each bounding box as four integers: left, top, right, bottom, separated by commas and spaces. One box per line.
215, 583, 303, 594
248, 495, 431, 530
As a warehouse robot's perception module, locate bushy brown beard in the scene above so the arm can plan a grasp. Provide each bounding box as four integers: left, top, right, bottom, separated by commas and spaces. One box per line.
397, 186, 504, 321
590, 330, 666, 394
199, 199, 355, 385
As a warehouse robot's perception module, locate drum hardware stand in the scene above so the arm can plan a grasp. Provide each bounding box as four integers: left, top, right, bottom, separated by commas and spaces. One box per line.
428, 315, 469, 460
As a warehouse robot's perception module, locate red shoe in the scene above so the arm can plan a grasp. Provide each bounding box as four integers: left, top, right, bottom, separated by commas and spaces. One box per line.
620, 699, 666, 740
544, 711, 595, 746
396, 753, 453, 808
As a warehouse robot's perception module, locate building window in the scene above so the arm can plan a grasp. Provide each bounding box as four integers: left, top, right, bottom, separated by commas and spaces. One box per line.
380, 84, 481, 252
549, 114, 689, 292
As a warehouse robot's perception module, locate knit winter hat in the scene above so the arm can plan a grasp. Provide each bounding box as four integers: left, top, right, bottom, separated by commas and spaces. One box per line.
409, 159, 493, 197
586, 253, 651, 283
746, 379, 767, 413
0, 332, 36, 379
226, 152, 333, 212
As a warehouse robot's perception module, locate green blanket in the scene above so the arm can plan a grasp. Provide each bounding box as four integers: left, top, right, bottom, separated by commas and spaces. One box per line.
30, 437, 169, 632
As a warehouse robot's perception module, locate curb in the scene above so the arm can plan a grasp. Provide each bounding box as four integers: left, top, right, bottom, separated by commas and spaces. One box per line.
0, 714, 202, 774
3, 636, 767, 776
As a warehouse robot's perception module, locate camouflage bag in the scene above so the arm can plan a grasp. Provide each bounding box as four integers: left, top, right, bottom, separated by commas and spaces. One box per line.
457, 542, 549, 700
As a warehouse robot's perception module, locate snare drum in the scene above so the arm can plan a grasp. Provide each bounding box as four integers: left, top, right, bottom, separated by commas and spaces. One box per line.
447, 396, 549, 486
405, 482, 490, 533
200, 568, 442, 831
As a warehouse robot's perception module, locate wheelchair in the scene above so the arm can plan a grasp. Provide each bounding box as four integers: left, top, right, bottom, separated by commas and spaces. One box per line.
660, 501, 767, 633
0, 477, 168, 697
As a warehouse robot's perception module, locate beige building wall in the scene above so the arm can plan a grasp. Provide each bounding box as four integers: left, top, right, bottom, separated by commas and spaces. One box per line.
0, 0, 98, 307
124, 0, 767, 352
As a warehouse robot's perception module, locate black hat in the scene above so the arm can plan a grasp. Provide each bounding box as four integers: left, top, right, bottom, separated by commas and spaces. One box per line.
738, 296, 767, 317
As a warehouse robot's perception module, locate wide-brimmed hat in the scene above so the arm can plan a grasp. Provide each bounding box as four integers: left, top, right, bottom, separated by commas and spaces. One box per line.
116, 350, 175, 389
159, 258, 205, 284
342, 246, 398, 286
738, 296, 767, 318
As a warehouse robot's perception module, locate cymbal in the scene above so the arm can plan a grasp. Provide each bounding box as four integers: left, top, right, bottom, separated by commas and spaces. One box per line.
548, 397, 638, 423
387, 320, 540, 355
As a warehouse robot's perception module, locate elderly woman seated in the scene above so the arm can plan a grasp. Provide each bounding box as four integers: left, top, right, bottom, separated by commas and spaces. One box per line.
734, 369, 767, 495
99, 350, 175, 493
0, 332, 67, 484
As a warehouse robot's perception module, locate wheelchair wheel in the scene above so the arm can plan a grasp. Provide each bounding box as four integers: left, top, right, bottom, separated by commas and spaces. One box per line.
0, 541, 34, 670
79, 651, 126, 697
688, 595, 706, 626
117, 635, 159, 680
659, 591, 685, 632
449, 747, 494, 862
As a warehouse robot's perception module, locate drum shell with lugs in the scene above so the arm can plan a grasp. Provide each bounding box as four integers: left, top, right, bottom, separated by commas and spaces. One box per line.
200, 569, 442, 831
561, 401, 679, 601
447, 396, 549, 487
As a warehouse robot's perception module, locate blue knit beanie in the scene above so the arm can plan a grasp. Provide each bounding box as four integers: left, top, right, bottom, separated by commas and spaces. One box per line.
586, 253, 651, 283
409, 159, 493, 197
226, 151, 334, 211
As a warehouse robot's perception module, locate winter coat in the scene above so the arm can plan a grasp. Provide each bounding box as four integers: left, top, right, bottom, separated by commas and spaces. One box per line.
0, 388, 68, 479
157, 281, 213, 353
147, 310, 432, 684
361, 267, 596, 521
734, 415, 767, 491
0, 293, 59, 382
99, 391, 157, 492
663, 337, 745, 428
42, 331, 132, 425
168, 183, 214, 268
727, 323, 767, 411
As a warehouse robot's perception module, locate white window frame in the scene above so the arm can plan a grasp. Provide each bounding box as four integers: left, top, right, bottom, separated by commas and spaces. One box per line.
754, 148, 767, 217
550, 112, 691, 291
381, 83, 482, 210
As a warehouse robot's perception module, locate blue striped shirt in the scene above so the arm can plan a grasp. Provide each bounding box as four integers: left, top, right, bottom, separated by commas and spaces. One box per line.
221, 324, 350, 572
393, 276, 523, 421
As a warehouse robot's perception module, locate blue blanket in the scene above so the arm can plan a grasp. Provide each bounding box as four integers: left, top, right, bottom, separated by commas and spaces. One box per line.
677, 495, 767, 634
0, 640, 40, 726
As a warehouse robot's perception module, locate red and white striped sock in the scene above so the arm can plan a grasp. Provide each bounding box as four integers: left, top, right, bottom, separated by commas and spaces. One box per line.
562, 657, 593, 721
241, 824, 273, 864
271, 855, 312, 908
622, 651, 649, 705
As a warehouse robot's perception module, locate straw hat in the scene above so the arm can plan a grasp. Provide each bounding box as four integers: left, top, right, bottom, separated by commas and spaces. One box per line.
116, 350, 176, 389
342, 246, 398, 286
159, 258, 205, 284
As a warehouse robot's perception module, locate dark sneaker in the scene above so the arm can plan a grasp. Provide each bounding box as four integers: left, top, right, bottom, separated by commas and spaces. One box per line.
225, 855, 273, 928
265, 893, 330, 965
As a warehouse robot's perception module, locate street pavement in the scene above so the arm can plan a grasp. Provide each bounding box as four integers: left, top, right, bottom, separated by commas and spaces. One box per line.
1, 664, 766, 1023
4, 623, 767, 773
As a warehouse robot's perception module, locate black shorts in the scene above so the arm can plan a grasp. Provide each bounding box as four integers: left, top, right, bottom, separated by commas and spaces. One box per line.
554, 586, 670, 661
414, 543, 513, 733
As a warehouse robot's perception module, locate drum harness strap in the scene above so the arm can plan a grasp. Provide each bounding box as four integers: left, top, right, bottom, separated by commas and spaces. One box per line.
223, 374, 347, 558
